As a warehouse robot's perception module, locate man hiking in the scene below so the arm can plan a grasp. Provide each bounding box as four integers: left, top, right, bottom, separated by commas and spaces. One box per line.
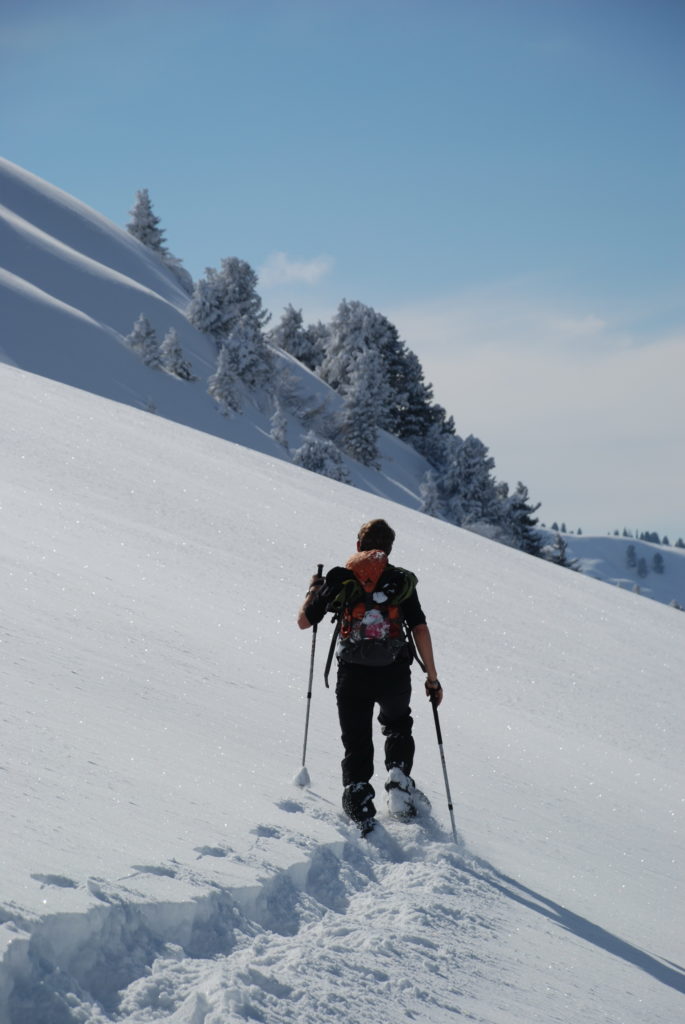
297, 518, 443, 832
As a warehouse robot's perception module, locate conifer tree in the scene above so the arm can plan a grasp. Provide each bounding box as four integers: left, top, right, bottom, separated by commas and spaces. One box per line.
224, 316, 274, 390
419, 470, 443, 518
267, 304, 326, 373
127, 189, 166, 251
270, 399, 289, 450
439, 434, 500, 528
127, 189, 193, 294
501, 481, 544, 556
188, 258, 269, 348
338, 347, 390, 468
652, 552, 665, 574
626, 544, 637, 568
547, 533, 579, 570
292, 432, 350, 482
207, 343, 242, 415
124, 314, 161, 368
160, 328, 195, 380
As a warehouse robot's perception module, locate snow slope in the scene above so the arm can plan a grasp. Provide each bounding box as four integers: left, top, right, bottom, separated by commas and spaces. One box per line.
1, 363, 683, 1023
2, 156, 682, 613
557, 532, 685, 609
0, 157, 428, 511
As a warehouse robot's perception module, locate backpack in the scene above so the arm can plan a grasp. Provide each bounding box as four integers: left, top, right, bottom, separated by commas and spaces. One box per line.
324, 550, 418, 685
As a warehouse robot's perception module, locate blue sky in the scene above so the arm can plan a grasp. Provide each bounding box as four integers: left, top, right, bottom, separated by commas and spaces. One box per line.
2, 0, 684, 537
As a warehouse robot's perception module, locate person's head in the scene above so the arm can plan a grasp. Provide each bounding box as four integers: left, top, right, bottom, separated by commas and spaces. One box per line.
357, 518, 395, 555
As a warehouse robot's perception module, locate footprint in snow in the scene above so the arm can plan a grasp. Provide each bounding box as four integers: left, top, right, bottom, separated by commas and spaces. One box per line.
275, 799, 304, 814
130, 864, 177, 878
30, 873, 78, 889
252, 825, 281, 839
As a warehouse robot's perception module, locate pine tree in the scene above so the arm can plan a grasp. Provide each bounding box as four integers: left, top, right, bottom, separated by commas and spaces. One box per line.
127, 189, 193, 294
652, 552, 665, 574
637, 557, 648, 579
188, 258, 269, 348
224, 315, 274, 390
419, 470, 443, 518
124, 314, 161, 368
267, 304, 326, 371
501, 482, 544, 556
319, 299, 436, 443
292, 431, 350, 482
438, 434, 500, 528
338, 347, 390, 469
160, 328, 195, 380
547, 532, 579, 570
270, 399, 289, 450
626, 544, 637, 568
127, 189, 166, 251
207, 343, 242, 415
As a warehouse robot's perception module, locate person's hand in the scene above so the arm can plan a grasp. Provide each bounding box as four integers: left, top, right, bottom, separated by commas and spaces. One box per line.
307, 573, 324, 594
425, 679, 443, 706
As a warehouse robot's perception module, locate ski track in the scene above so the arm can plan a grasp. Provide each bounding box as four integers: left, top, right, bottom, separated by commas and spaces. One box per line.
3, 791, 508, 1024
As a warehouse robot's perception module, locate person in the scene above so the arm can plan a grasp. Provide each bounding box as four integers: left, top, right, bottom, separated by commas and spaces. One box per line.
297, 518, 443, 830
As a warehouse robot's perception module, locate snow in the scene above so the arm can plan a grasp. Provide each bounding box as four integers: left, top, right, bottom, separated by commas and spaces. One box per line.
558, 531, 685, 608
1, 155, 681, 611
1, 363, 684, 1023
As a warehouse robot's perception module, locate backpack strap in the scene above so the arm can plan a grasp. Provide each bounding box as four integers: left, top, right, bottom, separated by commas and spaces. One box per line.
323, 617, 341, 688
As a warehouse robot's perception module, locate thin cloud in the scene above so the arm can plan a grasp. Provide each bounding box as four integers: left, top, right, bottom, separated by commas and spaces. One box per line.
259, 251, 334, 288
388, 286, 685, 534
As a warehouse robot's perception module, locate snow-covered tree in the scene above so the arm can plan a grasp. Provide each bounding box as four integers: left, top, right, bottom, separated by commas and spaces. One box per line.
652, 552, 665, 574
160, 328, 195, 380
292, 431, 349, 483
626, 544, 637, 568
207, 343, 242, 416
501, 481, 544, 556
300, 321, 329, 372
338, 347, 390, 468
267, 305, 325, 372
419, 470, 443, 518
124, 314, 161, 369
224, 315, 274, 391
637, 557, 649, 578
546, 532, 579, 570
127, 189, 166, 251
127, 189, 193, 294
188, 258, 269, 348
270, 399, 289, 450
438, 434, 500, 528
319, 299, 436, 443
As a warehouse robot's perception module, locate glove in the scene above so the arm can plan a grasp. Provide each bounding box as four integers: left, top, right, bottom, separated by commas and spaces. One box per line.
425, 679, 443, 706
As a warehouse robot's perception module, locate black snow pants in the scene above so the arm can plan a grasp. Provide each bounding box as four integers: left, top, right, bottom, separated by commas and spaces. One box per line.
335, 658, 414, 788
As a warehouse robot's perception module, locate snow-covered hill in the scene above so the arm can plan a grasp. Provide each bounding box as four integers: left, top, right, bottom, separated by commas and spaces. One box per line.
1, 363, 683, 1023
1, 156, 682, 612
542, 531, 685, 610
0, 157, 429, 512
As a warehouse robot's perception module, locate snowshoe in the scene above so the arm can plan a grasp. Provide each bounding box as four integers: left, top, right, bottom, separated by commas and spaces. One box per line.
357, 816, 376, 838
385, 767, 430, 821
342, 781, 376, 827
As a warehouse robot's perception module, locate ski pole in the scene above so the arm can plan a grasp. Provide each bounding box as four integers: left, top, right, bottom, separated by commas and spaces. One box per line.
294, 564, 323, 787
431, 696, 458, 844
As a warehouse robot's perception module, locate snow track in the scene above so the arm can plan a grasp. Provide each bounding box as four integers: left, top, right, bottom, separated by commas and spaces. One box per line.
1, 800, 489, 1024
